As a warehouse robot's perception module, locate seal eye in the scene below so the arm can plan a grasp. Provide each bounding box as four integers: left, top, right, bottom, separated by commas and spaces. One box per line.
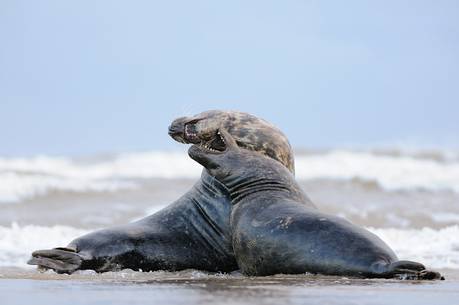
184, 122, 199, 143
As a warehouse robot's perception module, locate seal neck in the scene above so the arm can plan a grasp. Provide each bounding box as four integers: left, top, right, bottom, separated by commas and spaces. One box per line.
224, 175, 292, 205
200, 170, 231, 195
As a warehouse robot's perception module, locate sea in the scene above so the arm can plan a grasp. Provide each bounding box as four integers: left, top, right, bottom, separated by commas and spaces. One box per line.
1, 147, 458, 305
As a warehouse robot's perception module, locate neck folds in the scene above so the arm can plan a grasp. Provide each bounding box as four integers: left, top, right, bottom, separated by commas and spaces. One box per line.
225, 177, 291, 205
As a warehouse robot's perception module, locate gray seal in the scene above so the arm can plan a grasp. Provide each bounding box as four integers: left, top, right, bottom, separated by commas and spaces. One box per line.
188, 129, 443, 280
169, 110, 295, 173
28, 110, 295, 274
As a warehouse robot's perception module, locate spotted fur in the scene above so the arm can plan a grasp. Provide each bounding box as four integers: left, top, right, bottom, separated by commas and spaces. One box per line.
169, 110, 295, 174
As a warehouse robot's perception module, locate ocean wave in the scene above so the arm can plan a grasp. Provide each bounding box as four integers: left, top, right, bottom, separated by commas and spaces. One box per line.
1, 223, 457, 269
295, 150, 459, 192
0, 152, 201, 203
1, 149, 459, 202
369, 226, 459, 269
0, 223, 88, 267
0, 172, 138, 203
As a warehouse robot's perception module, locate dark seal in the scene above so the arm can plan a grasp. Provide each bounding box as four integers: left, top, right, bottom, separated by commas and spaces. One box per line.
188, 129, 443, 280
28, 110, 295, 274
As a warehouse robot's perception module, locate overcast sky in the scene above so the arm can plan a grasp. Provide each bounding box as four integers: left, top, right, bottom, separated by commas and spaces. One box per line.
1, 1, 458, 156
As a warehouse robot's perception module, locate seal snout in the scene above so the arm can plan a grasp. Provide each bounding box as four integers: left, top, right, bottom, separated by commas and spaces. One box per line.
168, 117, 187, 143
168, 116, 203, 144
168, 125, 181, 136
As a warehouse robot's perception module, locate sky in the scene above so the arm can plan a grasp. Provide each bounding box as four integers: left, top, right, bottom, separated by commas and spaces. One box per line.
1, 0, 458, 156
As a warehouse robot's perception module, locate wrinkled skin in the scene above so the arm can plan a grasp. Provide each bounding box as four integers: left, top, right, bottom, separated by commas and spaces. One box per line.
189, 129, 443, 280
28, 110, 295, 274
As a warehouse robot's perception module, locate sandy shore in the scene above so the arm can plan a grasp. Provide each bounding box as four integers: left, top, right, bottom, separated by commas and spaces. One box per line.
2, 268, 458, 305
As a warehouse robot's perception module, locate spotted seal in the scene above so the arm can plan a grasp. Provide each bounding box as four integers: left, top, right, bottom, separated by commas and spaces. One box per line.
188, 128, 443, 280
169, 110, 295, 173
28, 110, 295, 274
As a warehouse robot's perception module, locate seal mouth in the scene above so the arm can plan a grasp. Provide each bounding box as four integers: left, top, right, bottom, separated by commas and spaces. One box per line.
192, 130, 227, 154
169, 117, 226, 152
183, 120, 226, 152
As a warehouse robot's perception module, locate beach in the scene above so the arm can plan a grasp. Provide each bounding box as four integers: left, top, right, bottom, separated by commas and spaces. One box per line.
2, 268, 459, 305
1, 148, 458, 304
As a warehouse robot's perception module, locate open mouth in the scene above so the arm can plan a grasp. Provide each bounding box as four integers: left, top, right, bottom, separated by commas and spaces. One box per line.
181, 120, 227, 153
193, 130, 226, 153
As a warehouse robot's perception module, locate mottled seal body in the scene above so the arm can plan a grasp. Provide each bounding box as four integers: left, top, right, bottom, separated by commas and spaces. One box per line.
188, 129, 442, 280
29, 110, 295, 274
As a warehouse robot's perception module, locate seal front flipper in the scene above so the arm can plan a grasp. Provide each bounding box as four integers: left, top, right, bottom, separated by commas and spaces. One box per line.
28, 247, 85, 274
373, 260, 444, 280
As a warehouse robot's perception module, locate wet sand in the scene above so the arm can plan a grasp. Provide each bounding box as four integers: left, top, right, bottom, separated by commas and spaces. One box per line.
2, 268, 458, 305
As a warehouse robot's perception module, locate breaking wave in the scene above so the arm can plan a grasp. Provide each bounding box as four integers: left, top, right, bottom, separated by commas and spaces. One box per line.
368, 226, 459, 269
0, 223, 88, 267
295, 150, 459, 193
1, 148, 459, 203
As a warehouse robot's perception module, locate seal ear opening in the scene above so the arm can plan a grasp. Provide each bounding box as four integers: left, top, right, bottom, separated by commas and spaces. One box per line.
218, 128, 238, 151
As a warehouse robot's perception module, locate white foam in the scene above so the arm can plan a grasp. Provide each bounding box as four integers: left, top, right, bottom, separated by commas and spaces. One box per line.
0, 223, 457, 270
0, 223, 88, 267
0, 172, 138, 202
0, 152, 201, 179
369, 226, 459, 269
295, 150, 459, 192
0, 152, 201, 203
1, 149, 459, 202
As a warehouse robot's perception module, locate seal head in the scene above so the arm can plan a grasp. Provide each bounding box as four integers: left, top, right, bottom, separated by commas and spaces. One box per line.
170, 110, 295, 174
